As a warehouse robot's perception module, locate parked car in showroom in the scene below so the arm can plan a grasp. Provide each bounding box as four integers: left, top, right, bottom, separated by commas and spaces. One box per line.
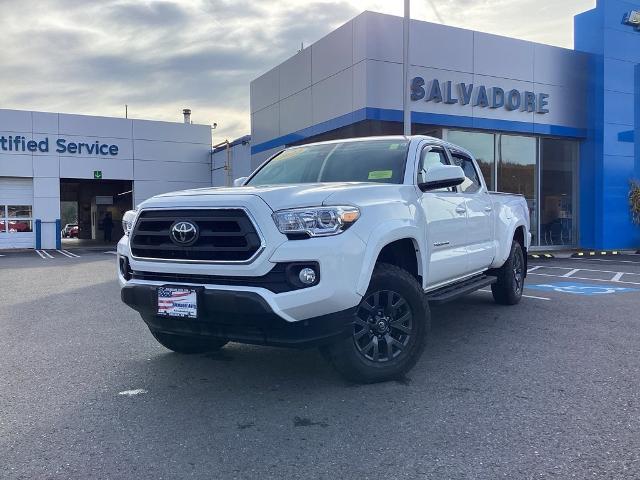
117, 136, 531, 383
62, 223, 78, 238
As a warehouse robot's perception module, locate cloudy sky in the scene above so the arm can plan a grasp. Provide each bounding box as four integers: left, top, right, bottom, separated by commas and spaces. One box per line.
1, 0, 594, 140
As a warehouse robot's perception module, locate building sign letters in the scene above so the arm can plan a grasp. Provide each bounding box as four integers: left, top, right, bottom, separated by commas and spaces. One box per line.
0, 135, 119, 156
410, 77, 550, 114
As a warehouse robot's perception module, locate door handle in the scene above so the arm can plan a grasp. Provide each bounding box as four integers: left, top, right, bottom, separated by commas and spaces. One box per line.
455, 206, 467, 215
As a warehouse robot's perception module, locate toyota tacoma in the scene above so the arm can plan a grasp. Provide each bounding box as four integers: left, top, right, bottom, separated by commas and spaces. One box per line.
118, 136, 531, 383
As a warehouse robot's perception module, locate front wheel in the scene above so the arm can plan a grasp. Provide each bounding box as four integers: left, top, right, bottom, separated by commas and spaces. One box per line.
323, 263, 430, 384
150, 329, 228, 354
491, 239, 525, 305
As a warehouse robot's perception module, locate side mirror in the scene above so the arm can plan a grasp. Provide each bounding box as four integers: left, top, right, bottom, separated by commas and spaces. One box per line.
418, 164, 465, 192
233, 177, 248, 187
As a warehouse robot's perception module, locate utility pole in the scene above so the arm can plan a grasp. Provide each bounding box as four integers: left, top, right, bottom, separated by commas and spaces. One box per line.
402, 0, 411, 136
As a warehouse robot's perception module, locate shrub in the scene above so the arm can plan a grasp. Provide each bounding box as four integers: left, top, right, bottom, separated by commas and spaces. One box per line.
630, 180, 640, 225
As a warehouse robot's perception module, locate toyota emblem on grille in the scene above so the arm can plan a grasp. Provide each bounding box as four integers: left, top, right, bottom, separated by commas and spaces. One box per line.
169, 220, 199, 246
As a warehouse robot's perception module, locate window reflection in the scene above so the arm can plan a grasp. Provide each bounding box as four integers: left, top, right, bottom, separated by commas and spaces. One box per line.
7, 220, 33, 233
8, 205, 32, 218
446, 130, 495, 189
1, 205, 33, 233
497, 135, 538, 245
541, 139, 577, 246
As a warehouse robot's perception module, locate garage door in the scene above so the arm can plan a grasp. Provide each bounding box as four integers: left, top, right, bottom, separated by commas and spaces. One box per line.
0, 177, 35, 249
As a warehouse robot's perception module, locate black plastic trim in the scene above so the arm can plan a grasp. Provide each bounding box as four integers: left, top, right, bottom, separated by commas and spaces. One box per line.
121, 284, 355, 348
130, 208, 262, 262
426, 275, 497, 305
130, 262, 320, 294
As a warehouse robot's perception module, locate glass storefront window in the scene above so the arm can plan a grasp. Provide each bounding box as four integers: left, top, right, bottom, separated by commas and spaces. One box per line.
1, 205, 33, 233
7, 220, 32, 233
497, 135, 538, 245
445, 130, 579, 247
446, 130, 495, 189
8, 205, 32, 218
540, 139, 578, 246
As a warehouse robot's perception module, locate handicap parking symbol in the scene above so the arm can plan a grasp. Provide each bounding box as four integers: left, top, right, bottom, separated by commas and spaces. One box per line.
528, 282, 639, 296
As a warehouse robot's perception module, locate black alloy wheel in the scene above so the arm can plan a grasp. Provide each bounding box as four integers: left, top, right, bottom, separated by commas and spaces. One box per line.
353, 290, 413, 363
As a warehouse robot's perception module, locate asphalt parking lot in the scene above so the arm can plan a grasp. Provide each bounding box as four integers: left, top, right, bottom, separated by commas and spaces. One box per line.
1, 250, 640, 479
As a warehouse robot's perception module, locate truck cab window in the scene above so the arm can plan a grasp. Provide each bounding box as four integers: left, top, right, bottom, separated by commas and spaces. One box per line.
451, 153, 482, 193
418, 147, 454, 192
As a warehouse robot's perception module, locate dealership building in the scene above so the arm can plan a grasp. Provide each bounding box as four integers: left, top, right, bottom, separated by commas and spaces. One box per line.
0, 109, 212, 250
1, 0, 638, 251
250, 0, 640, 250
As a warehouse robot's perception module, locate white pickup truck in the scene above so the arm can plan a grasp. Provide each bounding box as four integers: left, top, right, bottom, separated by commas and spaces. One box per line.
118, 136, 531, 383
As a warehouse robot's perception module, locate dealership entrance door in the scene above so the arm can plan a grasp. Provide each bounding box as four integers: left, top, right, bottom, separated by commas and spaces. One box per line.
60, 179, 132, 248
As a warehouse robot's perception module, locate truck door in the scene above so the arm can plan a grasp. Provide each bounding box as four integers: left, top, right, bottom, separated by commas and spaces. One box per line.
417, 145, 470, 288
449, 150, 495, 272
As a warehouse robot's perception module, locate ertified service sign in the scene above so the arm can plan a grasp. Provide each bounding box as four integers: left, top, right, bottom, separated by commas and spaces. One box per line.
0, 134, 119, 156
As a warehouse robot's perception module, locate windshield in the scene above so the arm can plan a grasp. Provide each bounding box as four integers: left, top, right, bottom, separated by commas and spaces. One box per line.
247, 139, 409, 186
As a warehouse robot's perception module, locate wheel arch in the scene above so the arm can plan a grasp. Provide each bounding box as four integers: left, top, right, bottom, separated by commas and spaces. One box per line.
490, 222, 529, 270
356, 225, 424, 296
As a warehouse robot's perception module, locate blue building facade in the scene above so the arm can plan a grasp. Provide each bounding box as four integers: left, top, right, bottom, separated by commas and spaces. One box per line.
575, 0, 640, 249
250, 1, 640, 250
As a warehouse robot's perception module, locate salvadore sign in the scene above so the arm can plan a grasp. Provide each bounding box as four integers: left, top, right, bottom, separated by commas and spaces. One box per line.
0, 134, 119, 156
410, 77, 550, 114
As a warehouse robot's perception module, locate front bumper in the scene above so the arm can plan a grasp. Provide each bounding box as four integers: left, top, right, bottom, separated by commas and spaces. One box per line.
121, 283, 356, 348
118, 223, 366, 322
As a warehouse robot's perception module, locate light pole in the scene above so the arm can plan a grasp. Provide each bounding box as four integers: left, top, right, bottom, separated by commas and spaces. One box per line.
402, 0, 411, 136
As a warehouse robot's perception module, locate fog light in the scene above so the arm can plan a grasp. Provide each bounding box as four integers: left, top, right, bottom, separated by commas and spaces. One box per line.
298, 267, 317, 285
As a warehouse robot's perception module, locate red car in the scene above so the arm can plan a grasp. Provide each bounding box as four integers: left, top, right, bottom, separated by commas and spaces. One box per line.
7, 220, 32, 233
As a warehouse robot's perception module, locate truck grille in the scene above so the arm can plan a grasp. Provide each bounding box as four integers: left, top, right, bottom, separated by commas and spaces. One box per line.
130, 209, 262, 262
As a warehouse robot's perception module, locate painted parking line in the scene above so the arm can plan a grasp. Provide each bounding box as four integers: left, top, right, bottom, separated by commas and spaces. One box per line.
561, 269, 580, 277
57, 249, 80, 258
528, 282, 639, 296
477, 289, 551, 301
611, 272, 624, 282
530, 272, 640, 286
576, 257, 640, 265
528, 266, 640, 286
35, 250, 53, 259
104, 251, 117, 255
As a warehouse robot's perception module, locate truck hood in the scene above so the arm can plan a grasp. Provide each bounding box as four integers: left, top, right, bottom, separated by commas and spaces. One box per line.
152, 183, 393, 211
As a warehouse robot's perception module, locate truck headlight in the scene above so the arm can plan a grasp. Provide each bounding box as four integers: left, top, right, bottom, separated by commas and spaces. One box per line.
122, 209, 137, 236
272, 206, 360, 237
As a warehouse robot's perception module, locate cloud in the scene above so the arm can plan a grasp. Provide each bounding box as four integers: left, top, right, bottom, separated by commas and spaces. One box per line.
0, 0, 592, 141
106, 1, 190, 27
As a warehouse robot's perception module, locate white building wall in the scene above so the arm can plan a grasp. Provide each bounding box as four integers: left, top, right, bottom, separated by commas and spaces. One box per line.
250, 11, 590, 159
0, 108, 212, 249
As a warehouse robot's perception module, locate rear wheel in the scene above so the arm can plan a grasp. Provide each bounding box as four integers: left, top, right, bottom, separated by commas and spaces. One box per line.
150, 330, 228, 354
323, 263, 430, 383
491, 239, 525, 305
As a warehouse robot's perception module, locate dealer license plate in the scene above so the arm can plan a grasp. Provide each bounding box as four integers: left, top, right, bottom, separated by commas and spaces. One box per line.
157, 287, 198, 319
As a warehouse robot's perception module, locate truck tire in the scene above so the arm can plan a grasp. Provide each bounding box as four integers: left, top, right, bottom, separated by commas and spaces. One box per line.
323, 263, 430, 383
491, 239, 525, 305
150, 330, 228, 354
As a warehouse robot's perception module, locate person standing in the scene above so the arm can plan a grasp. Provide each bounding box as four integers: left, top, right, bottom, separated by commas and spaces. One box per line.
103, 212, 114, 242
